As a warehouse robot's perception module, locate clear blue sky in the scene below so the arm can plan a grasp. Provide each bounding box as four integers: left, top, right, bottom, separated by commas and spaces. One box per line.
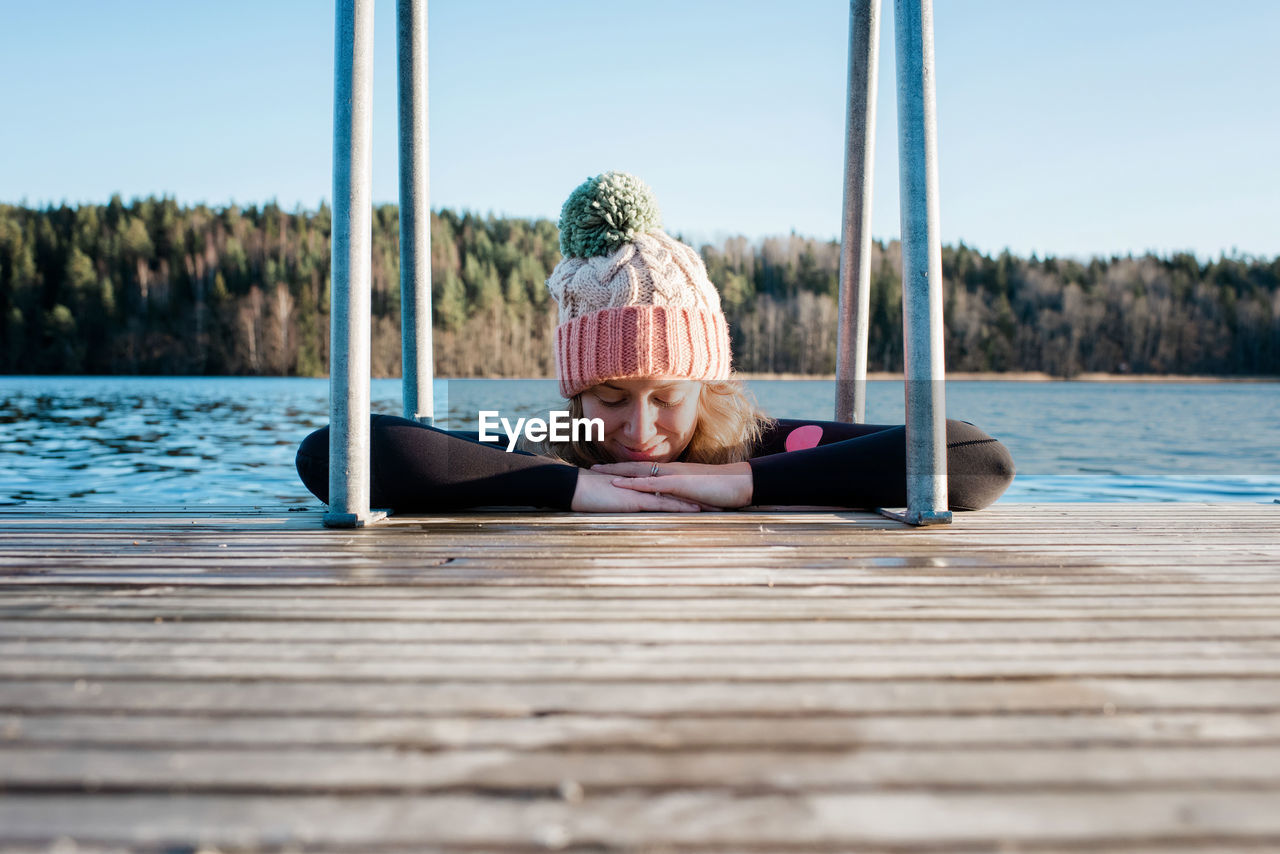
2, 0, 1277, 260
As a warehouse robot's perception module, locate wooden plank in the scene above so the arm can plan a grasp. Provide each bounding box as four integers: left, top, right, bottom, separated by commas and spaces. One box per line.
1, 791, 1278, 848
0, 573, 1264, 587
4, 655, 1280, 681
5, 678, 1280, 716
0, 523, 1269, 541
10, 588, 1280, 612
0, 845, 1261, 854
9, 711, 1280, 750
3, 522, 1273, 540
1, 508, 1273, 532
3, 514, 1274, 534
8, 637, 1279, 662
2, 537, 1274, 551
5, 599, 1280, 621
4, 617, 1278, 643
7, 563, 1280, 583
4, 539, 1274, 553
5, 745, 1280, 792
8, 582, 1280, 597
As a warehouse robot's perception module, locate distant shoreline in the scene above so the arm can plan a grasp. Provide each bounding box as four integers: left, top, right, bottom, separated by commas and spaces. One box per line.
736, 371, 1280, 383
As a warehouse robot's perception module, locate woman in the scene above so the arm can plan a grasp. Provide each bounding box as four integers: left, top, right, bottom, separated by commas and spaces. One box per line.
296, 172, 1014, 513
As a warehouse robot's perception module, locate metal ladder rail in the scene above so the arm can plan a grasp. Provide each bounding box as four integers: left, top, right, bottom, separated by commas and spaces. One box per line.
837, 0, 951, 526
325, 0, 431, 527
398, 0, 434, 428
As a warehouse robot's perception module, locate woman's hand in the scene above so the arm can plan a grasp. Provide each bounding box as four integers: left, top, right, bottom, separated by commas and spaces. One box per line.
590, 461, 754, 510
570, 469, 703, 513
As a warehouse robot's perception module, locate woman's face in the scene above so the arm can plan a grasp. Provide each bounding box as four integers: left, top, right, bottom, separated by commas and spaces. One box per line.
580, 378, 701, 463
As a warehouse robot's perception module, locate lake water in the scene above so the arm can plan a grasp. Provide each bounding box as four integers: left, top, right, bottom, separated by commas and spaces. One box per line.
1, 376, 1277, 506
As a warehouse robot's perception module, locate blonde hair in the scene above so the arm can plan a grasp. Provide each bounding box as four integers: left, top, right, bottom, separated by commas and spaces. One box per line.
525, 377, 774, 467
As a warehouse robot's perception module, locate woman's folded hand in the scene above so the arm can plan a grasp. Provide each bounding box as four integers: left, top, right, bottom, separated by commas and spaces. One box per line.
570, 469, 703, 513
590, 461, 754, 510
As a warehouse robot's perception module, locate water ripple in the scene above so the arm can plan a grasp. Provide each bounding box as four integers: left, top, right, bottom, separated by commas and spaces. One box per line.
1, 376, 1277, 505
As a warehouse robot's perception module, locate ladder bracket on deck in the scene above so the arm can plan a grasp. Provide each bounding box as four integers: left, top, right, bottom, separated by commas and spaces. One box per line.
322, 509, 390, 528
878, 507, 953, 527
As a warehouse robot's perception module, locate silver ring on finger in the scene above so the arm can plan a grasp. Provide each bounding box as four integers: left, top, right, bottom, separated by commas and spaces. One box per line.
650, 462, 660, 476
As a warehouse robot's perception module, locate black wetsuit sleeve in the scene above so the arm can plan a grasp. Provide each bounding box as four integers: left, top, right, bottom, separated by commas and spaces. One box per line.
747, 418, 1015, 510
295, 414, 580, 511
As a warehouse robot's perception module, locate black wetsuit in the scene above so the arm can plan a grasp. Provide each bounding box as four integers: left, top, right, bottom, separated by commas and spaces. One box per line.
295, 415, 1015, 512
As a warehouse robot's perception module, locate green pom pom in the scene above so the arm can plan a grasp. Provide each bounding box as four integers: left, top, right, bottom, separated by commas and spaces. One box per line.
558, 171, 662, 258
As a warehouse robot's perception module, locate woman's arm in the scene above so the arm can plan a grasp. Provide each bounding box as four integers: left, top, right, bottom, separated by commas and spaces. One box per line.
598, 418, 1016, 511
749, 418, 1015, 510
295, 415, 700, 512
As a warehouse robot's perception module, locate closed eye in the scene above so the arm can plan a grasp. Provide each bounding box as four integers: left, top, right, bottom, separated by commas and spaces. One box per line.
594, 394, 683, 408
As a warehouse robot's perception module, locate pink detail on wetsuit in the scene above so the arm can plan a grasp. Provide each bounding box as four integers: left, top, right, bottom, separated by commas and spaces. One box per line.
784, 424, 823, 452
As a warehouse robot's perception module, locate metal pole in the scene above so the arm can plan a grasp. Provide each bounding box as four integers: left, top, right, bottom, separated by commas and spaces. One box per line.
893, 0, 951, 525
397, 0, 434, 425
835, 0, 880, 424
325, 0, 384, 528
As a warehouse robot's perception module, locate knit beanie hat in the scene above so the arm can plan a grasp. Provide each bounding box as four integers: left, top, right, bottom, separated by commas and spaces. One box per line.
546, 172, 732, 399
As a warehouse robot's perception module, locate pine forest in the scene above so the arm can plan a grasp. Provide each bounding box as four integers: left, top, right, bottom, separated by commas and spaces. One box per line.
2, 196, 1277, 378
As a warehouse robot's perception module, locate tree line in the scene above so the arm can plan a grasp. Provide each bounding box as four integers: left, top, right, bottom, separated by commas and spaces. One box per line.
2, 196, 1277, 378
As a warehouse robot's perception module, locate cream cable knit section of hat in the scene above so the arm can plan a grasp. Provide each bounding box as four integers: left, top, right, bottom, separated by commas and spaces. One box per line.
546, 231, 726, 323
546, 172, 734, 397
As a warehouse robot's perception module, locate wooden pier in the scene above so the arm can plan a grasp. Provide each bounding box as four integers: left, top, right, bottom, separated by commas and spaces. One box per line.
1, 502, 1278, 852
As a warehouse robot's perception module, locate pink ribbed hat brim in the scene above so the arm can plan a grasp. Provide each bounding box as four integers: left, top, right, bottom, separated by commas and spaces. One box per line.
555, 306, 732, 398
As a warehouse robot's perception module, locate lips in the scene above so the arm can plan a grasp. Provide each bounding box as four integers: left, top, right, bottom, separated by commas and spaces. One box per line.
616, 444, 665, 462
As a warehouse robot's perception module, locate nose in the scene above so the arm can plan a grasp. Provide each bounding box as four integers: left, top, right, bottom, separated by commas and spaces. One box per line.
623, 401, 659, 446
